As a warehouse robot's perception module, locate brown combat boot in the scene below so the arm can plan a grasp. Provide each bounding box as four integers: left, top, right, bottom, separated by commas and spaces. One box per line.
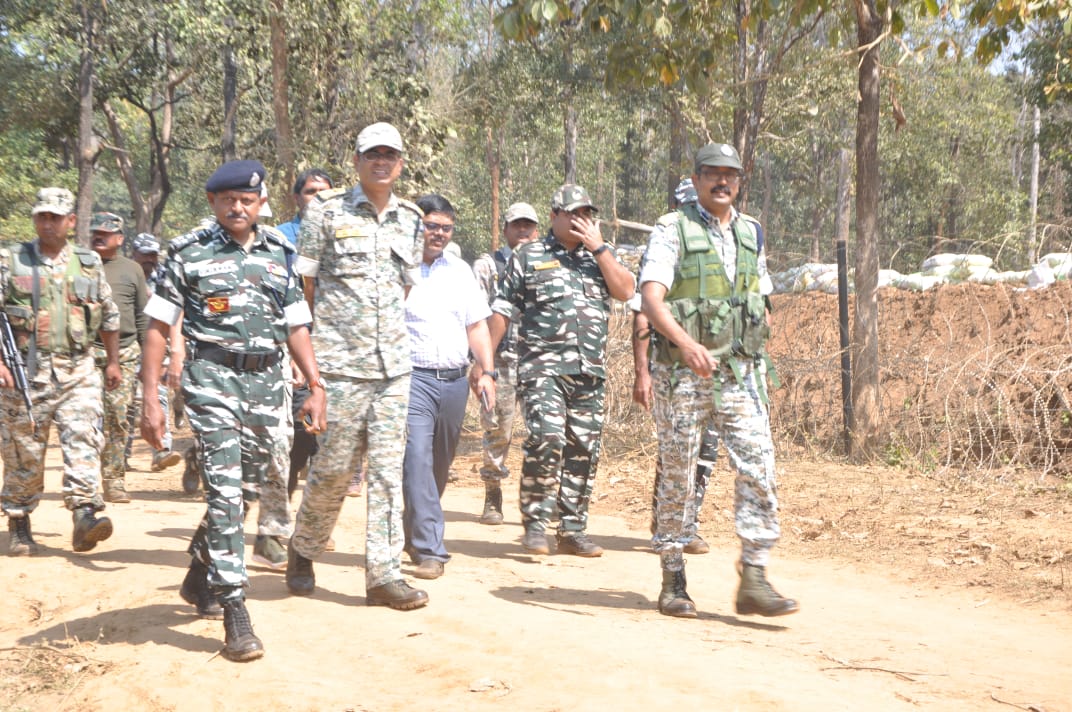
736, 563, 799, 617
658, 569, 698, 618
7, 515, 38, 556
479, 484, 503, 525
103, 479, 131, 504
366, 580, 429, 610
71, 505, 113, 553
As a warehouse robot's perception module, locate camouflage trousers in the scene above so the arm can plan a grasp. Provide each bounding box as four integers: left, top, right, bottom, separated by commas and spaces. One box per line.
479, 358, 518, 483
94, 343, 140, 484
184, 358, 286, 602
518, 373, 605, 534
1, 353, 105, 515
292, 373, 409, 590
651, 360, 779, 571
651, 425, 717, 540
183, 382, 293, 539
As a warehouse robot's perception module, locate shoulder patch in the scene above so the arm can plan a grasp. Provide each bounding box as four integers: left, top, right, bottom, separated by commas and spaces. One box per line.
167, 229, 206, 254
396, 198, 423, 217
314, 187, 347, 204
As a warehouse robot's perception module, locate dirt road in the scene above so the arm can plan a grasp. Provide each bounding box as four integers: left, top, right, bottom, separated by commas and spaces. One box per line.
2, 441, 1070, 712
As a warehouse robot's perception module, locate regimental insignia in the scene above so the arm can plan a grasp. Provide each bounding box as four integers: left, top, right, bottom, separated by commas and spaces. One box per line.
206, 296, 230, 313
335, 226, 367, 239
266, 263, 287, 277
534, 260, 561, 271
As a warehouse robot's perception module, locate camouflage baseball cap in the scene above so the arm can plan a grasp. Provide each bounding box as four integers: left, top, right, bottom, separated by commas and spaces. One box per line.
694, 142, 743, 172
131, 233, 160, 254
90, 212, 124, 233
551, 184, 598, 213
32, 187, 75, 216
504, 202, 538, 224
673, 178, 698, 206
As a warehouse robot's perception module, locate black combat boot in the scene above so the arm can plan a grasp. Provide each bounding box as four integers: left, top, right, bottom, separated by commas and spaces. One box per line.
736, 563, 799, 617
479, 484, 504, 525
220, 599, 264, 662
179, 559, 224, 619
7, 515, 38, 556
181, 446, 200, 494
285, 539, 315, 596
658, 568, 698, 618
71, 505, 113, 553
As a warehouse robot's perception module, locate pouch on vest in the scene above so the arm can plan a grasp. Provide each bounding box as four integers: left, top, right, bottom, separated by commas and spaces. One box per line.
2, 305, 35, 350
734, 292, 770, 357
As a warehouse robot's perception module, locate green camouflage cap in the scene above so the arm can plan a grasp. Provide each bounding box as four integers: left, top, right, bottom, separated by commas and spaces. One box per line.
694, 142, 743, 172
551, 184, 598, 213
32, 187, 75, 216
90, 211, 124, 233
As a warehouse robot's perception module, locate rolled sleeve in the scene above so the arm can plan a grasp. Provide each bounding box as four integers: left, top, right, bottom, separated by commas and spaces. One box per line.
144, 293, 182, 325
638, 223, 679, 291
284, 300, 313, 327
294, 255, 319, 278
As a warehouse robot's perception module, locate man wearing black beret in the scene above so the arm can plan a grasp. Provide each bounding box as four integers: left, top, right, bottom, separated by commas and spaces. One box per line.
140, 159, 328, 661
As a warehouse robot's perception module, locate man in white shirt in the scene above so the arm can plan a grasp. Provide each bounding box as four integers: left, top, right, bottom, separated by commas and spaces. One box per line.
402, 194, 497, 580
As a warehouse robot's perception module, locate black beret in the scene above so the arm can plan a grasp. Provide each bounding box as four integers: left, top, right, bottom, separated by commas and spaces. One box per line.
205, 160, 266, 193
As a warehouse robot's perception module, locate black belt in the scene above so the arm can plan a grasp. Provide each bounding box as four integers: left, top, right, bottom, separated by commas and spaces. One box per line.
192, 342, 282, 372
413, 365, 468, 381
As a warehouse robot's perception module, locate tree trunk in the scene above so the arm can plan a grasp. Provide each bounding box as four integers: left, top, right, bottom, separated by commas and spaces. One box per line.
1027, 104, 1040, 264
75, 2, 98, 246
668, 97, 684, 210
851, 0, 884, 459
270, 0, 296, 216
487, 125, 501, 251
221, 45, 238, 162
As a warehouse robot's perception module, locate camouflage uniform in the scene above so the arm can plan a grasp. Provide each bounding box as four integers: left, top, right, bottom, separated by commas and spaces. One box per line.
491, 233, 624, 534
472, 247, 519, 483
0, 241, 120, 515
144, 220, 308, 601
93, 249, 148, 493
291, 184, 422, 590
641, 205, 779, 572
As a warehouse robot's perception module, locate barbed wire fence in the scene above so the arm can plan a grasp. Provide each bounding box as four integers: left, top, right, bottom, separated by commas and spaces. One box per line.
600, 287, 1072, 480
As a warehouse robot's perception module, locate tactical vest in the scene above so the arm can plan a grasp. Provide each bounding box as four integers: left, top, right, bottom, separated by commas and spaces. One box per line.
653, 205, 771, 370
3, 243, 104, 355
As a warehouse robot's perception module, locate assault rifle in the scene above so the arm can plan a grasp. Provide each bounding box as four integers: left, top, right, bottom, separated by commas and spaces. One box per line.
0, 311, 35, 432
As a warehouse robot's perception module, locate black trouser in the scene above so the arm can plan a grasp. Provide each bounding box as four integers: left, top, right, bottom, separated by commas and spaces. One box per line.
288, 385, 320, 497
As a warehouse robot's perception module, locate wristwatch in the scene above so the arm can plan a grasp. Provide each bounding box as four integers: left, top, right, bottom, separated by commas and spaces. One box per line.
592, 244, 611, 257
486, 369, 499, 381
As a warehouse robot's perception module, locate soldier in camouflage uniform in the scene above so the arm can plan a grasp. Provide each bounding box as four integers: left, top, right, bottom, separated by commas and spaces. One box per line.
641, 142, 798, 619
285, 122, 429, 611
2, 188, 120, 557
141, 160, 327, 662
90, 212, 148, 504
484, 184, 635, 557
471, 201, 540, 525
631, 179, 715, 554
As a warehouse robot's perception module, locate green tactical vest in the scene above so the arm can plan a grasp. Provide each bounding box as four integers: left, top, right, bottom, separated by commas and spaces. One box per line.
653, 204, 770, 367
3, 243, 104, 354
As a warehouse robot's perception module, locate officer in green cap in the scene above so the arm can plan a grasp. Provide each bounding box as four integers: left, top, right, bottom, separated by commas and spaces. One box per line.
90, 211, 148, 504
641, 142, 797, 619
484, 183, 636, 558
1, 188, 121, 558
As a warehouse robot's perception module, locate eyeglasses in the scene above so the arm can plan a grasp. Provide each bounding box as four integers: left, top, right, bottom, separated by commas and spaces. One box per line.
423, 222, 454, 234
362, 150, 401, 164
698, 169, 741, 183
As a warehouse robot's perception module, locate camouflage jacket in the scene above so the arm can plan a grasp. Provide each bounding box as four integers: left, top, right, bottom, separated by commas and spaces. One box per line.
144, 220, 307, 352
491, 232, 618, 380
294, 185, 422, 380
473, 245, 519, 363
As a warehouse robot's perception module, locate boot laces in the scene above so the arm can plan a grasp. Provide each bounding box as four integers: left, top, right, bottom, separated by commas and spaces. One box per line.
13, 517, 32, 541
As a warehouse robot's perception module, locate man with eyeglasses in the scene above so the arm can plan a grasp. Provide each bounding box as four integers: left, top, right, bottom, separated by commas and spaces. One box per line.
640, 142, 798, 620
482, 184, 635, 558
286, 122, 430, 610
400, 194, 496, 580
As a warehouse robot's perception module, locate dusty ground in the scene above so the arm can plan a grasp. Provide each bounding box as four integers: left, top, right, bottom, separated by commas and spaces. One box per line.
1, 425, 1070, 712
3, 282, 1072, 711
